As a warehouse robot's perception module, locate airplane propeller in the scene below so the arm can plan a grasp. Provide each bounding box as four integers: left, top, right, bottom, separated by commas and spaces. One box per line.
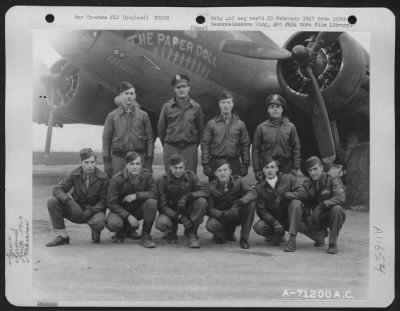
40, 60, 78, 162
222, 32, 343, 169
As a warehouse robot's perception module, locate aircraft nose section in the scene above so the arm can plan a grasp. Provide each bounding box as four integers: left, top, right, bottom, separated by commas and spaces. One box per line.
49, 30, 99, 56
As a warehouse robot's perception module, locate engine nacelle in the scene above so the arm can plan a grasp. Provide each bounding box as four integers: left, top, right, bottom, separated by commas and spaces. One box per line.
33, 59, 116, 125
277, 32, 369, 117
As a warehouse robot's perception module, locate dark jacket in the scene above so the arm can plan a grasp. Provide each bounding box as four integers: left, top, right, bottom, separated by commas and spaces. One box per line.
201, 114, 250, 166
157, 171, 208, 219
252, 117, 301, 172
102, 106, 154, 158
107, 168, 156, 219
238, 173, 303, 225
157, 97, 204, 145
293, 173, 345, 211
207, 175, 251, 218
53, 166, 108, 213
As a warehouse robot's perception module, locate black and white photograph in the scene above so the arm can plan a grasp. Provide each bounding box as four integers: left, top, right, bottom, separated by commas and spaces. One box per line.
5, 6, 395, 307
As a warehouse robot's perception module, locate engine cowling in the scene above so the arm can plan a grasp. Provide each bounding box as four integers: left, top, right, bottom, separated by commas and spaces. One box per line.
33, 58, 116, 125
277, 32, 369, 117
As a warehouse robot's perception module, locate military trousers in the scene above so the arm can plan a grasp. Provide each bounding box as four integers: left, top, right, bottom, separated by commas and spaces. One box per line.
253, 199, 303, 236
163, 143, 198, 174
275, 157, 292, 174
206, 201, 256, 241
155, 198, 207, 234
106, 198, 157, 234
312, 205, 346, 244
47, 197, 105, 232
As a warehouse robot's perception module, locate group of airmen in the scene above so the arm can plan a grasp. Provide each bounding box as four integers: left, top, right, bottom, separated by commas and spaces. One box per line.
45, 73, 346, 254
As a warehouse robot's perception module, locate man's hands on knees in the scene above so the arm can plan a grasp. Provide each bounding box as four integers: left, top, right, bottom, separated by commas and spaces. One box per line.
180, 215, 193, 229
273, 220, 284, 234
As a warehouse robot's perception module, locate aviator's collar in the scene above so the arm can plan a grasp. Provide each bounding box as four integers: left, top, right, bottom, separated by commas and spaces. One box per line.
216, 176, 233, 191
215, 113, 238, 122
171, 97, 192, 108
71, 167, 107, 179
118, 104, 137, 115
311, 171, 327, 184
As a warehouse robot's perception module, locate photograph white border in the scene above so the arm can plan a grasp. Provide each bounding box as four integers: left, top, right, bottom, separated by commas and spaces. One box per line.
5, 6, 395, 307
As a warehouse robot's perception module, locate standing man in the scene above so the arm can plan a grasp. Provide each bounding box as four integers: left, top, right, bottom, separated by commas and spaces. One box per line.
157, 74, 204, 174
155, 154, 208, 248
294, 156, 346, 254
206, 159, 255, 249
103, 81, 154, 177
201, 90, 250, 181
238, 156, 304, 252
252, 94, 301, 182
106, 151, 157, 248
46, 148, 108, 246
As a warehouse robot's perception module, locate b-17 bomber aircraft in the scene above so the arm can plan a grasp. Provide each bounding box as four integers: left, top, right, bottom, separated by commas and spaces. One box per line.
33, 30, 370, 207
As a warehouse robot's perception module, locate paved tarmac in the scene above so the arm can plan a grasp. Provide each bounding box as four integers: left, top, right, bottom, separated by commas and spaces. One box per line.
32, 164, 369, 305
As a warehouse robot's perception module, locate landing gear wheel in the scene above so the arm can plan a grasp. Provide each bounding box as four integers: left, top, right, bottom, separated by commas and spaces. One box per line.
344, 144, 369, 209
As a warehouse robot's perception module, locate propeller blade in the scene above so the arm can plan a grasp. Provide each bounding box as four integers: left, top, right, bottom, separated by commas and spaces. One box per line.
222, 40, 292, 60
44, 91, 56, 164
305, 66, 336, 167
311, 32, 342, 53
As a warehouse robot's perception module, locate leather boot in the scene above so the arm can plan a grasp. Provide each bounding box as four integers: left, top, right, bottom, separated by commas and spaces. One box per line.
126, 228, 141, 240
111, 231, 125, 243
284, 235, 296, 252
188, 230, 200, 248
239, 237, 250, 249
142, 234, 156, 248
312, 230, 326, 247
327, 243, 338, 254
91, 231, 101, 244
141, 223, 156, 248
212, 233, 225, 244
46, 235, 70, 247
163, 221, 178, 241
166, 232, 178, 244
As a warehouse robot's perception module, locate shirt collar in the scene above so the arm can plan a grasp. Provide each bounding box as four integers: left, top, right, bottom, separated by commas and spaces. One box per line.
171, 97, 192, 108
167, 171, 189, 184
73, 166, 107, 179
216, 176, 233, 191
266, 175, 278, 187
119, 105, 137, 115
312, 172, 327, 185
215, 113, 238, 123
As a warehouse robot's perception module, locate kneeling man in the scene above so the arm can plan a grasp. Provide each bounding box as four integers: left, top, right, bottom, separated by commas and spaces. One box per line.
239, 156, 304, 252
46, 148, 108, 246
206, 159, 255, 249
106, 151, 157, 248
295, 156, 346, 254
155, 154, 208, 248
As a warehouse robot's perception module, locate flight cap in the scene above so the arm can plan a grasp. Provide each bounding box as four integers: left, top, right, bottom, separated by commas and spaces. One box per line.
119, 81, 135, 94
171, 74, 190, 87
265, 94, 287, 110
80, 148, 96, 161
218, 90, 234, 101
263, 155, 277, 168
125, 151, 141, 163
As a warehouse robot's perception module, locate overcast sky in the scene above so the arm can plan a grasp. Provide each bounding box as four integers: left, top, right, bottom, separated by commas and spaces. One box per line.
32, 31, 369, 152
